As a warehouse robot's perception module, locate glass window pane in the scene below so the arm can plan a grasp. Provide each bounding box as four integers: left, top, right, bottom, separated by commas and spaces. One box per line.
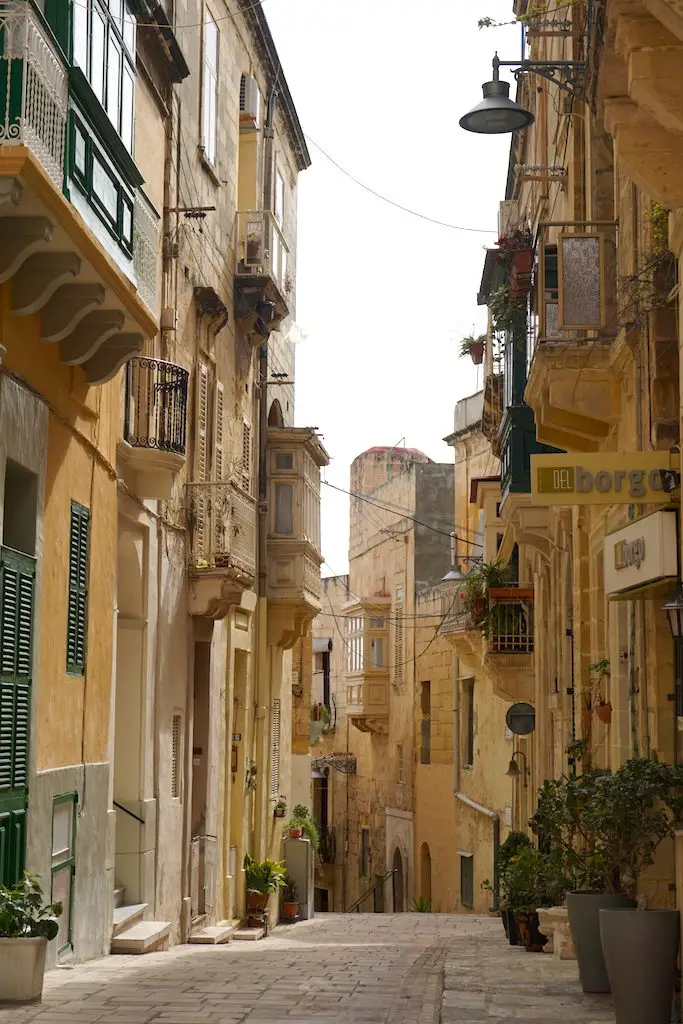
109, 0, 123, 29
121, 66, 134, 151
204, 13, 218, 71
275, 453, 293, 470
74, 125, 87, 176
370, 637, 384, 668
123, 6, 135, 54
73, 2, 88, 70
92, 156, 118, 223
274, 483, 293, 535
274, 169, 285, 226
91, 9, 106, 103
52, 802, 73, 864
51, 865, 72, 950
107, 38, 121, 128
122, 199, 132, 246
202, 66, 216, 163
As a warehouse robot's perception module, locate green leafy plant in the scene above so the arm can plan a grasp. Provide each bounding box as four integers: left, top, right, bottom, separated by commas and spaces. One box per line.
587, 659, 610, 709
464, 559, 511, 602
281, 874, 299, 903
243, 853, 286, 895
530, 758, 683, 898
0, 874, 62, 940
284, 805, 320, 851
458, 333, 487, 358
489, 285, 527, 337
410, 897, 431, 912
500, 846, 569, 912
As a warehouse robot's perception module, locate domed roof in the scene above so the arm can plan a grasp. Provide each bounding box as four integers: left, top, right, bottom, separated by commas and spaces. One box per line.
355, 445, 432, 462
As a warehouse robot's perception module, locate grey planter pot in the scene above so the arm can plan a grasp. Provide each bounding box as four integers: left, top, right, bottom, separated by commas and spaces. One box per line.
566, 891, 635, 993
600, 908, 680, 1024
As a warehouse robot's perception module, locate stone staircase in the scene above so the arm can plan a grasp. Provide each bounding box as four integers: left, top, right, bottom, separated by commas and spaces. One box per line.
110, 885, 171, 955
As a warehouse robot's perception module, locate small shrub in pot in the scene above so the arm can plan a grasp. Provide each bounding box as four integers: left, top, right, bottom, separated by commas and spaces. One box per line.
0, 874, 62, 1003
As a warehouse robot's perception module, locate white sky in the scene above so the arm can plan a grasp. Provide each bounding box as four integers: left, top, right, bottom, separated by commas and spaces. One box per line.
265, 0, 521, 574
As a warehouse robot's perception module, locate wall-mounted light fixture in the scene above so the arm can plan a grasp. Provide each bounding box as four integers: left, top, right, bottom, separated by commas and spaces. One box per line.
505, 749, 529, 787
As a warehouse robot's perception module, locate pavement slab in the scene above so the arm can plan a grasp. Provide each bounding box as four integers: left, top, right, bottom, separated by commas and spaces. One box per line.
0, 913, 624, 1023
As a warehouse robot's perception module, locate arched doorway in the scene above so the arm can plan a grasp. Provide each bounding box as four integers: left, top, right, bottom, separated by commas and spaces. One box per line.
420, 842, 432, 906
267, 399, 284, 426
392, 847, 404, 912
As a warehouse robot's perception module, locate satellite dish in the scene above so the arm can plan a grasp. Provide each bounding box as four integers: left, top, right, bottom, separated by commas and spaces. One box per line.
506, 702, 535, 736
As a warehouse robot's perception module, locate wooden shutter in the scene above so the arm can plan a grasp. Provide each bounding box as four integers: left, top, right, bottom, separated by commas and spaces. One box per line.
241, 421, 251, 493
67, 503, 90, 675
213, 381, 224, 482
196, 363, 209, 481
171, 714, 182, 799
269, 698, 281, 797
394, 604, 404, 685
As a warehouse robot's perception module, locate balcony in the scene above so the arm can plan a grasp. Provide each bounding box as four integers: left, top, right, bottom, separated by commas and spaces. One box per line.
118, 357, 188, 499
0, 1, 157, 382
525, 222, 621, 452
234, 210, 291, 343
267, 427, 328, 647
186, 481, 257, 619
439, 589, 483, 661
483, 587, 535, 702
346, 678, 389, 734
345, 598, 390, 734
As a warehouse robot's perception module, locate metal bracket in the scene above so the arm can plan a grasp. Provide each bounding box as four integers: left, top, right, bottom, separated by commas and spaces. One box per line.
494, 53, 586, 100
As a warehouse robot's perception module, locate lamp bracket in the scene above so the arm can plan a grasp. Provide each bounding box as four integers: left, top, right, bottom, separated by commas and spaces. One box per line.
493, 53, 586, 100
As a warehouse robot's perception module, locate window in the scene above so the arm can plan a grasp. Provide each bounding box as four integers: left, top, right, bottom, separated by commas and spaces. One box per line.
72, 0, 136, 151
463, 678, 475, 767
269, 698, 281, 797
420, 681, 431, 765
394, 603, 404, 685
360, 828, 370, 877
346, 617, 363, 674
274, 484, 293, 535
397, 744, 405, 785
67, 503, 90, 676
2, 460, 38, 556
51, 795, 76, 952
69, 113, 134, 253
202, 10, 219, 166
241, 421, 251, 492
275, 453, 293, 470
171, 714, 182, 799
370, 637, 384, 668
274, 167, 285, 227
460, 854, 474, 909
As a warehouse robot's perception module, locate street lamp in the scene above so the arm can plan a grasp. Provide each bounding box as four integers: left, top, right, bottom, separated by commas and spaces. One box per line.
664, 587, 683, 639
505, 750, 528, 787
459, 53, 586, 135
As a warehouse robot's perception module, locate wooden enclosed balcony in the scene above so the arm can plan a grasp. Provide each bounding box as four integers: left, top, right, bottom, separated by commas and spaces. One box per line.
345, 598, 390, 734
186, 481, 257, 619
118, 357, 188, 499
234, 210, 291, 343
0, 2, 158, 382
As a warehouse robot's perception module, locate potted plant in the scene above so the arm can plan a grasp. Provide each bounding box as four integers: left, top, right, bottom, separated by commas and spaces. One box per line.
489, 285, 527, 338
463, 560, 511, 627
273, 796, 287, 819
587, 659, 612, 724
493, 830, 532, 945
0, 874, 62, 1003
243, 853, 286, 911
283, 805, 320, 851
458, 333, 486, 366
281, 874, 299, 921
500, 846, 554, 952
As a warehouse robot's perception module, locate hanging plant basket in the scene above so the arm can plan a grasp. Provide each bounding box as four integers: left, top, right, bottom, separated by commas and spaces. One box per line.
470, 340, 484, 365
595, 702, 612, 725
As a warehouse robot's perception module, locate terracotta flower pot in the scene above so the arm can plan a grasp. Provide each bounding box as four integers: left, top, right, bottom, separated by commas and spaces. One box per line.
514, 910, 547, 952
247, 892, 268, 910
288, 827, 304, 840
595, 702, 612, 724
470, 340, 484, 365
282, 901, 299, 921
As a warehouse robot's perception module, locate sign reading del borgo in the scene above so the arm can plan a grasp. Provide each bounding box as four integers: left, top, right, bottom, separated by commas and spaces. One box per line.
530, 452, 680, 505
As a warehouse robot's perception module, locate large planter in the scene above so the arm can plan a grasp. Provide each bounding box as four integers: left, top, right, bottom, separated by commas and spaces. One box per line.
566, 891, 635, 993
600, 908, 680, 1024
246, 892, 269, 911
469, 340, 484, 365
282, 901, 299, 921
0, 936, 48, 1002
501, 908, 519, 946
514, 911, 547, 952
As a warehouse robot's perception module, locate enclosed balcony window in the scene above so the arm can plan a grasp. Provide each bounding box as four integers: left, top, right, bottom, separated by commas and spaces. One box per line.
370, 637, 384, 668
274, 483, 293, 535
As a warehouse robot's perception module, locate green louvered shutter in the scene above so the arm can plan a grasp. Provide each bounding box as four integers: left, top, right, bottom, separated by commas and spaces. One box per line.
0, 547, 35, 885
67, 503, 90, 675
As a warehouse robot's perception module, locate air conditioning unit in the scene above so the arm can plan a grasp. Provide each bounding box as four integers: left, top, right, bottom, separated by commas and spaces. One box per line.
240, 74, 260, 132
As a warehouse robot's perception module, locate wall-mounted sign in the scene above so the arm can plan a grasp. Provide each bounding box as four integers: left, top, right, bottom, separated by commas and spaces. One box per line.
604, 510, 678, 599
530, 452, 679, 505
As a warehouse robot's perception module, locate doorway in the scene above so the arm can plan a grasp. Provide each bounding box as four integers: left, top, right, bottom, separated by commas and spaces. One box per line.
420, 843, 432, 906
392, 847, 404, 912
190, 639, 211, 919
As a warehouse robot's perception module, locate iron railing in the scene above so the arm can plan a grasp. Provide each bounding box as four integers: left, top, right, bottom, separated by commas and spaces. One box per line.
235, 209, 292, 299
186, 481, 257, 579
0, 1, 68, 186
346, 869, 396, 913
439, 590, 474, 635
123, 357, 189, 456
487, 591, 534, 654
133, 192, 160, 315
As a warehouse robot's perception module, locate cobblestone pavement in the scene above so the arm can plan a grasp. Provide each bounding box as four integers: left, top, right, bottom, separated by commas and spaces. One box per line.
0, 914, 617, 1024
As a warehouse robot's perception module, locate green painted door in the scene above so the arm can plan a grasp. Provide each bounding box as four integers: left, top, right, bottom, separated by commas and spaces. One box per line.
0, 547, 35, 886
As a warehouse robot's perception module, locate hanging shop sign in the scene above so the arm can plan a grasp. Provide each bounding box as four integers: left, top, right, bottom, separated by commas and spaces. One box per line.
604, 509, 678, 599
530, 452, 679, 505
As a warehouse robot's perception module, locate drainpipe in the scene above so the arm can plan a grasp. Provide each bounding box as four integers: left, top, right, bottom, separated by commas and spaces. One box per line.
452, 653, 500, 909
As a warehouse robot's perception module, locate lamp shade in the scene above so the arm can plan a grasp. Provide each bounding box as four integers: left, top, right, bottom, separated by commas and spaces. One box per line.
505, 758, 521, 778
459, 79, 535, 135
664, 587, 683, 639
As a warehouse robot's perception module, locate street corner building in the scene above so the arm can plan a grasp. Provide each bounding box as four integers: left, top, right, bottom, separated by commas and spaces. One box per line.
0, 0, 327, 963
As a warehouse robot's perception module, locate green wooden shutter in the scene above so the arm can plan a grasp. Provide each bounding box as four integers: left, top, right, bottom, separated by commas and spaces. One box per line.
67, 503, 90, 675
0, 547, 35, 886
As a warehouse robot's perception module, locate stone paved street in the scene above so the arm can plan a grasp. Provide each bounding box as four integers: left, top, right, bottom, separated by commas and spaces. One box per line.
0, 914, 617, 1024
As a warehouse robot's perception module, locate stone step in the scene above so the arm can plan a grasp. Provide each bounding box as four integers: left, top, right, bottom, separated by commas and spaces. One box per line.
189, 925, 234, 945
111, 920, 171, 955
112, 903, 147, 938
233, 926, 264, 941
113, 886, 126, 909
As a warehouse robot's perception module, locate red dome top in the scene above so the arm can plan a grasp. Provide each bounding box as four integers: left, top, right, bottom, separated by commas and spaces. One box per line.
356, 446, 432, 461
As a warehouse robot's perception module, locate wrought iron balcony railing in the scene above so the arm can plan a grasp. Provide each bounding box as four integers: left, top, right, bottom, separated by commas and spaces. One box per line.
123, 357, 189, 456
487, 588, 534, 654
186, 481, 257, 579
235, 209, 292, 299
0, 1, 68, 187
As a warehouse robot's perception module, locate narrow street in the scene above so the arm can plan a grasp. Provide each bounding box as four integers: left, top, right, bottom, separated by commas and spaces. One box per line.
0, 915, 615, 1024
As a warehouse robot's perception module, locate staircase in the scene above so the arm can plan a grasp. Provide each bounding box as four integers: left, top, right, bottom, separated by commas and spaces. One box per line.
110, 885, 171, 955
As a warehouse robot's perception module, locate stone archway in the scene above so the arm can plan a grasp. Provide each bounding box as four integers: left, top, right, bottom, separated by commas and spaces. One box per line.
267, 399, 284, 427
392, 847, 404, 912
420, 842, 432, 906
